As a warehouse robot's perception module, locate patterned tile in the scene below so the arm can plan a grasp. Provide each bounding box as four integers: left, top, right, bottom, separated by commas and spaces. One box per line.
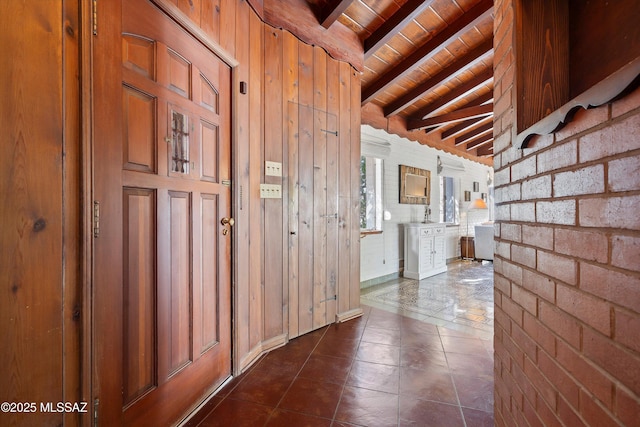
361, 261, 494, 339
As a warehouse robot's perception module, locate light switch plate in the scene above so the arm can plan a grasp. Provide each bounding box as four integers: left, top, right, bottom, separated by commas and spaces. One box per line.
260, 183, 282, 198
265, 161, 282, 177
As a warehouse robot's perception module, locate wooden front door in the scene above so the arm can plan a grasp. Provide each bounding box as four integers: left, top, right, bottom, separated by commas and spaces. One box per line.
93, 0, 232, 425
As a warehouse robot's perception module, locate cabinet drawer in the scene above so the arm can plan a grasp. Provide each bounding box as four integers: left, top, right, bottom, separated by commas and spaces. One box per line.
420, 228, 432, 237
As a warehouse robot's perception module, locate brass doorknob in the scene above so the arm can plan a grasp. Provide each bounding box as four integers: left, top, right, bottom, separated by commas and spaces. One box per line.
221, 217, 235, 227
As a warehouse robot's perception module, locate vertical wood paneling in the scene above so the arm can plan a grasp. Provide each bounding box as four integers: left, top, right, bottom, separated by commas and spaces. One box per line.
337, 61, 352, 315
284, 32, 300, 338
264, 27, 284, 339
62, 1, 83, 421
200, 0, 221, 42
0, 2, 65, 425
297, 41, 315, 334
219, 0, 236, 55
325, 56, 340, 323
177, 0, 201, 25
248, 8, 264, 349
349, 69, 361, 311
312, 46, 328, 329
233, 0, 251, 363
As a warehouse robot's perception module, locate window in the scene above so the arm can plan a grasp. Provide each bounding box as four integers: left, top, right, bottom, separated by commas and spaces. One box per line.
360, 156, 383, 232
439, 176, 459, 224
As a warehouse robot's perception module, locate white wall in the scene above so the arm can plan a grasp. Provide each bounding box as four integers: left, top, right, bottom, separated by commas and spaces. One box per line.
360, 125, 493, 283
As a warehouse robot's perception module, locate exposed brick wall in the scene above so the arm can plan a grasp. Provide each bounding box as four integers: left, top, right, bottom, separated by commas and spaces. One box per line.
493, 1, 640, 425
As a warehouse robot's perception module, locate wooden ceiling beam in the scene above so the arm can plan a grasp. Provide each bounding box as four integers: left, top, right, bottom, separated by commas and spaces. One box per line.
361, 0, 493, 104
384, 38, 493, 116
317, 0, 354, 28
364, 0, 436, 60
408, 103, 493, 129
445, 115, 492, 139
465, 133, 493, 150
410, 67, 493, 120
476, 145, 494, 157
454, 122, 493, 146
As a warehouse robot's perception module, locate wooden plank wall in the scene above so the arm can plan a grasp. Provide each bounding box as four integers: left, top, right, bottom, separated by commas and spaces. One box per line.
0, 1, 82, 426
167, 0, 363, 369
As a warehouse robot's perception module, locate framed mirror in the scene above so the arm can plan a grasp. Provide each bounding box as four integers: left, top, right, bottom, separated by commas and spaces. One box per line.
399, 165, 430, 205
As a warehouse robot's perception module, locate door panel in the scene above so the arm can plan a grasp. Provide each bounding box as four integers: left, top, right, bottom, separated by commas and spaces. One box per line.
289, 102, 338, 337
93, 0, 232, 425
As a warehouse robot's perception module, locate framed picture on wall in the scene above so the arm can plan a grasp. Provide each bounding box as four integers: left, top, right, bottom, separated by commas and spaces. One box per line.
473, 181, 479, 192
464, 191, 471, 201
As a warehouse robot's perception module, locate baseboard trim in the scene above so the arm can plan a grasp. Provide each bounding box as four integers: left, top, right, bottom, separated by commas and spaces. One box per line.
336, 308, 364, 323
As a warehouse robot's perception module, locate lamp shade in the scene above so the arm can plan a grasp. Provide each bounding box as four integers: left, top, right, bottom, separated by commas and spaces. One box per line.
470, 198, 487, 209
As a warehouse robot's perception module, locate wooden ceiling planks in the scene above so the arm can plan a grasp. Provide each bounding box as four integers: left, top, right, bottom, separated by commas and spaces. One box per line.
292, 0, 497, 162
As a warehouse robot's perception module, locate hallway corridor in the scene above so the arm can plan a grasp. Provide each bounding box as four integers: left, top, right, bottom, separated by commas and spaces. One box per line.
186, 262, 494, 426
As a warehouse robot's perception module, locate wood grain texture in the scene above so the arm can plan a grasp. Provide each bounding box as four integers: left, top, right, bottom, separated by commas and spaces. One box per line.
264, 26, 284, 339
0, 2, 66, 426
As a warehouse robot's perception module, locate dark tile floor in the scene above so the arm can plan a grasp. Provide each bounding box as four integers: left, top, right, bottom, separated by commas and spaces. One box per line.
185, 262, 494, 427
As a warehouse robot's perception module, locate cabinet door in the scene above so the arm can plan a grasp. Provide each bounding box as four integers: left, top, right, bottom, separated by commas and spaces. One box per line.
433, 235, 446, 268
419, 234, 434, 274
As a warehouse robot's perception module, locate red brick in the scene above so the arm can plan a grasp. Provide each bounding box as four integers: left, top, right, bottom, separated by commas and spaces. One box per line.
502, 295, 524, 328
495, 274, 511, 296
511, 244, 536, 268
537, 349, 580, 408
522, 224, 554, 250
580, 263, 640, 312
579, 195, 640, 230
553, 164, 605, 197
494, 240, 510, 259
579, 113, 640, 162
522, 396, 545, 427
557, 284, 611, 335
500, 223, 521, 242
512, 283, 537, 315
522, 175, 551, 200
523, 311, 555, 358
522, 132, 554, 154
501, 260, 523, 286
495, 305, 511, 332
554, 228, 608, 263
503, 328, 525, 366
536, 200, 576, 226
494, 165, 511, 186
511, 156, 537, 182
537, 251, 577, 285
615, 385, 640, 426
556, 394, 586, 427
511, 202, 536, 222
556, 339, 614, 408
535, 396, 563, 427
510, 362, 532, 408
583, 327, 640, 396
608, 154, 640, 192
611, 84, 640, 118
502, 363, 525, 409
611, 234, 640, 271
496, 182, 521, 203
522, 269, 555, 303
513, 325, 538, 366
523, 356, 557, 409
537, 140, 577, 174
556, 105, 610, 143
539, 300, 581, 350
614, 308, 640, 354
580, 389, 618, 427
